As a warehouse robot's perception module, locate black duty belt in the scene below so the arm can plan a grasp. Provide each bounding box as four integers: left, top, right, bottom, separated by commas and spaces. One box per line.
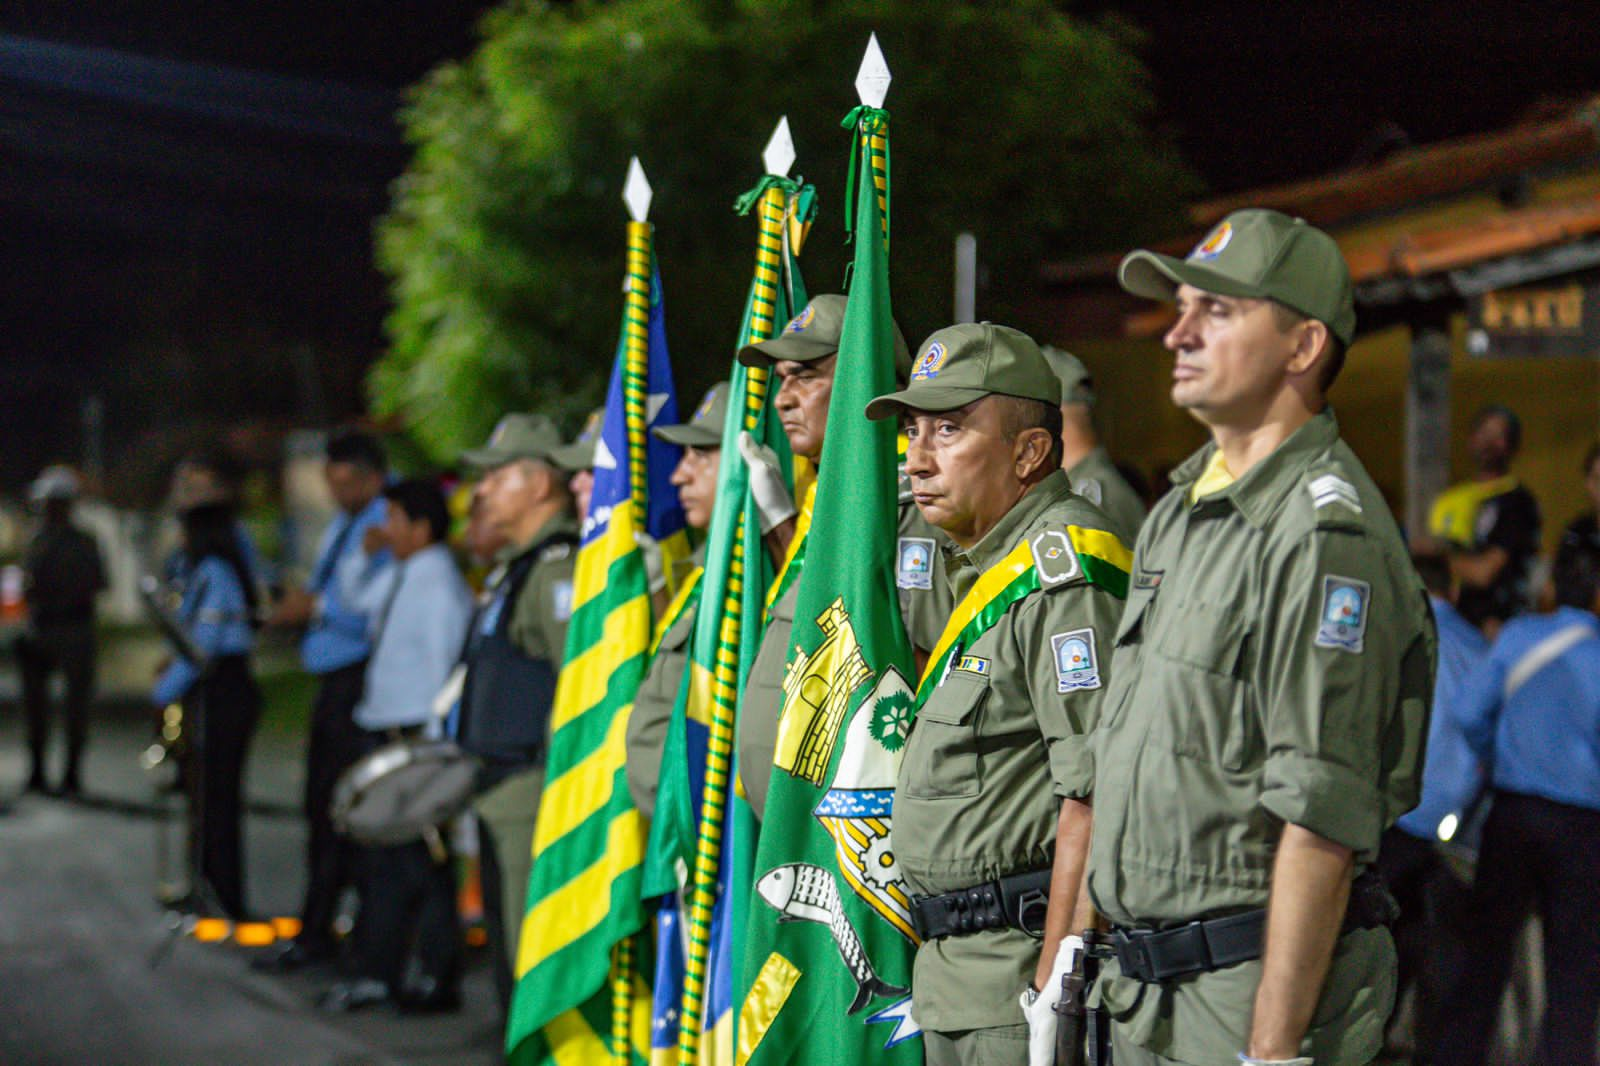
911, 869, 1051, 940
1110, 869, 1400, 984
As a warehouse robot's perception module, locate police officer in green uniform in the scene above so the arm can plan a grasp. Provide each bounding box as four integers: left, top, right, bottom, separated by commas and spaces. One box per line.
625, 382, 727, 817
864, 323, 1131, 1066
454, 413, 580, 1012
1086, 209, 1434, 1066
733, 294, 955, 821
1042, 346, 1147, 538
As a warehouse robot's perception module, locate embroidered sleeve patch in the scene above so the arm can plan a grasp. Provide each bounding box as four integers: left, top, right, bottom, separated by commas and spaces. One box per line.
1315, 575, 1370, 652
1030, 529, 1082, 587
552, 580, 575, 623
896, 537, 935, 590
1050, 628, 1101, 692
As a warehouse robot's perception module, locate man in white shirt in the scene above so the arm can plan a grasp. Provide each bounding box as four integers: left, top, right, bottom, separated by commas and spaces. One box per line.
320, 479, 473, 1013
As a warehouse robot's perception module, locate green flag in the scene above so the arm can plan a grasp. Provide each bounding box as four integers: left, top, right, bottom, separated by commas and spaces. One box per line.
644, 171, 813, 1066
738, 102, 921, 1065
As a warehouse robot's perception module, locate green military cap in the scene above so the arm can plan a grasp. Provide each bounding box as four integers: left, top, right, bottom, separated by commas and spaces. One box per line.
865, 322, 1060, 420
461, 413, 564, 470
1041, 345, 1094, 407
1118, 208, 1356, 346
652, 381, 728, 448
737, 293, 912, 379
550, 408, 604, 473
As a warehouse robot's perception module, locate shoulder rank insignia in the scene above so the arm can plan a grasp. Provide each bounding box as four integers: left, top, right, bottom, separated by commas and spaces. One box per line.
1051, 629, 1100, 692
1030, 528, 1081, 587
1308, 474, 1361, 513
1315, 575, 1369, 653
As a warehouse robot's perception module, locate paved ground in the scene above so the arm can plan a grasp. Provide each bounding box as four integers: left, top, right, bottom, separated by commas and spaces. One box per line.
0, 686, 504, 1066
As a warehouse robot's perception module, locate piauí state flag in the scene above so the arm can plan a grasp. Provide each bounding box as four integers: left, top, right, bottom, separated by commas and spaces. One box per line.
738, 107, 921, 1066
645, 175, 812, 1065
506, 234, 688, 1065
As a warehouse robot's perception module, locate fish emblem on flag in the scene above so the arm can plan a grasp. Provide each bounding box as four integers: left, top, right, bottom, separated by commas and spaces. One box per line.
756, 862, 909, 1014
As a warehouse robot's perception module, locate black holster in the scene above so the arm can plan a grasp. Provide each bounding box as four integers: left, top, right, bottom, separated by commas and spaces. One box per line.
1055, 931, 1112, 1066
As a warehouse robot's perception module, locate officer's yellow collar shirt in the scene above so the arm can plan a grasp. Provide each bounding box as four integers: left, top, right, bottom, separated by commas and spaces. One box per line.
1189, 448, 1236, 502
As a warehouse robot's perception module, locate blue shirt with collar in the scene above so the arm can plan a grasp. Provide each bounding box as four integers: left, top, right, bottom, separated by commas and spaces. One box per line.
301, 495, 392, 675
153, 555, 254, 706
353, 543, 472, 733
1451, 605, 1600, 813
1397, 596, 1489, 839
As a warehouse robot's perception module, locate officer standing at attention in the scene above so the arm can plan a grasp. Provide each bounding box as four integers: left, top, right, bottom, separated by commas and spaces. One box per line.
734, 294, 954, 821
1042, 346, 1147, 537
453, 413, 579, 1011
625, 383, 726, 818
1087, 209, 1434, 1065
865, 323, 1131, 1066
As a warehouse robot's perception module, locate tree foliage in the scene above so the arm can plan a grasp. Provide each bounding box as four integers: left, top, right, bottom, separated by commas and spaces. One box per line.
375, 0, 1198, 460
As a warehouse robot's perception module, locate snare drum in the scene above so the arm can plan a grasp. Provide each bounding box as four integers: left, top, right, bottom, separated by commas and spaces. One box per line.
330, 738, 480, 847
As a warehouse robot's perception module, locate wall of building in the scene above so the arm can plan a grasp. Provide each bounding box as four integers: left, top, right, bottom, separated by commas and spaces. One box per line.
1065, 323, 1599, 554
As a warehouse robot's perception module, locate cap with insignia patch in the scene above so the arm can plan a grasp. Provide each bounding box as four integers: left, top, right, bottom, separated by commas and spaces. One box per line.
462, 413, 564, 470
550, 408, 604, 474
651, 381, 729, 449
737, 294, 911, 378
1118, 208, 1356, 346
865, 322, 1061, 420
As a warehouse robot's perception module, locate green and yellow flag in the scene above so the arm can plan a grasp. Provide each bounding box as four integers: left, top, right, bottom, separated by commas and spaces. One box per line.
644, 151, 815, 1065
507, 167, 689, 1065
738, 63, 923, 1066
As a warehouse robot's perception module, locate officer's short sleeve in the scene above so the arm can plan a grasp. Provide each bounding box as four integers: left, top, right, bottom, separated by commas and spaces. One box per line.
1015, 583, 1123, 800
626, 610, 693, 819
1259, 528, 1433, 860
510, 554, 576, 663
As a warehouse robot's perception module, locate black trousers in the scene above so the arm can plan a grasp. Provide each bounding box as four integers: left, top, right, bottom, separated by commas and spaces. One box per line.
17, 625, 96, 785
477, 818, 513, 1012
188, 655, 260, 919
1376, 826, 1472, 1062
296, 660, 367, 948
1439, 791, 1600, 1065
348, 727, 462, 994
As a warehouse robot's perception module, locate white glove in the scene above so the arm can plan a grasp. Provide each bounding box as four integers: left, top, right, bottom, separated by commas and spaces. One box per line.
738, 431, 796, 534
634, 532, 666, 595
1021, 934, 1083, 1066
1238, 1056, 1313, 1066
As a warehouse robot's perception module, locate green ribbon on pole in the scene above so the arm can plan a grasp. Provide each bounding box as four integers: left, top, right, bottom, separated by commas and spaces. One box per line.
840, 105, 890, 238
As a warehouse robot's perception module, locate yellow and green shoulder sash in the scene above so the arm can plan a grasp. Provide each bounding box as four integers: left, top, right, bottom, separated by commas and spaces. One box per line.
915, 524, 1131, 710
649, 565, 704, 657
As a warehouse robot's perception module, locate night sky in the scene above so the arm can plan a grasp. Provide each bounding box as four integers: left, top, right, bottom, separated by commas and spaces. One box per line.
2, 1, 1598, 495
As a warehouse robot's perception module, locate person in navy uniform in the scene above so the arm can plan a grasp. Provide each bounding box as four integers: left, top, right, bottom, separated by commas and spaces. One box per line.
258, 430, 395, 969
153, 496, 261, 919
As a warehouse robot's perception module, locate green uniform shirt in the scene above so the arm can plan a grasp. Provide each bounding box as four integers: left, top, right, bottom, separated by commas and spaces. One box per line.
504, 513, 579, 664
1086, 409, 1435, 1066
737, 498, 955, 821
896, 469, 1127, 1034
1067, 445, 1146, 541
625, 550, 705, 819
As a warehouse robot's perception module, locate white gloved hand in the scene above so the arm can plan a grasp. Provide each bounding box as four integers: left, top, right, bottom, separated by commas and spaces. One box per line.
1021, 934, 1083, 1066
738, 431, 796, 534
1238, 1056, 1314, 1066
634, 532, 665, 595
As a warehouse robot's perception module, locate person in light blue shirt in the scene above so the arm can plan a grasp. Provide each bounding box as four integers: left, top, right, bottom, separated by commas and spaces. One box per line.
320, 478, 473, 1014
153, 499, 260, 919
1439, 542, 1600, 1064
257, 430, 393, 971
1376, 552, 1486, 1060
